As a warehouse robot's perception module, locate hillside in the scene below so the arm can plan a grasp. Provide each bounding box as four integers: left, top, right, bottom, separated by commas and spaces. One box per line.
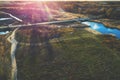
0, 1, 120, 80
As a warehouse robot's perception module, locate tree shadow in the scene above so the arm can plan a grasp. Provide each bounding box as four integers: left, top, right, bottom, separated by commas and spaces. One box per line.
29, 25, 55, 64
44, 37, 54, 63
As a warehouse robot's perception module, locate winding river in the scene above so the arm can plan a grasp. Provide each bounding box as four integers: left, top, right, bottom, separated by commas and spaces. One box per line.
82, 21, 120, 39
1, 20, 120, 39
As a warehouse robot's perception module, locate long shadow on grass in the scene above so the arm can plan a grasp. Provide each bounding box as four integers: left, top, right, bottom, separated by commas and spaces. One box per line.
29, 26, 40, 64
29, 25, 55, 63
44, 39, 54, 63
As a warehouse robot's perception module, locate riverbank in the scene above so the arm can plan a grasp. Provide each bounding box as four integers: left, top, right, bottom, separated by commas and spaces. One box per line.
94, 19, 120, 29
84, 28, 101, 35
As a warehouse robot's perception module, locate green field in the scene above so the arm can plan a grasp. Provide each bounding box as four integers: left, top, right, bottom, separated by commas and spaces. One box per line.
15, 28, 120, 80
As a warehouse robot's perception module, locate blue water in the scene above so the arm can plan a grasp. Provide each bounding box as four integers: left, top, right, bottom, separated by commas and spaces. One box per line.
82, 21, 120, 39
0, 20, 120, 39
0, 18, 12, 21
0, 31, 9, 35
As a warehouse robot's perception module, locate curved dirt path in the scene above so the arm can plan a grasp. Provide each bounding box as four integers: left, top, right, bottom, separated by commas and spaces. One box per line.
7, 28, 19, 80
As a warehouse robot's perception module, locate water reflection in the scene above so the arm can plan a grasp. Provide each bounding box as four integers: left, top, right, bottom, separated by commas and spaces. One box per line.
82, 21, 120, 39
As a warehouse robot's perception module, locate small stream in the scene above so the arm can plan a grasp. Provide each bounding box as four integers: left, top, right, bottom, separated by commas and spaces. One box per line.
0, 31, 9, 35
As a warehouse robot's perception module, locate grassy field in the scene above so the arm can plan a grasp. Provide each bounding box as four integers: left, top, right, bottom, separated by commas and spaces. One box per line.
15, 28, 120, 80
0, 35, 11, 80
